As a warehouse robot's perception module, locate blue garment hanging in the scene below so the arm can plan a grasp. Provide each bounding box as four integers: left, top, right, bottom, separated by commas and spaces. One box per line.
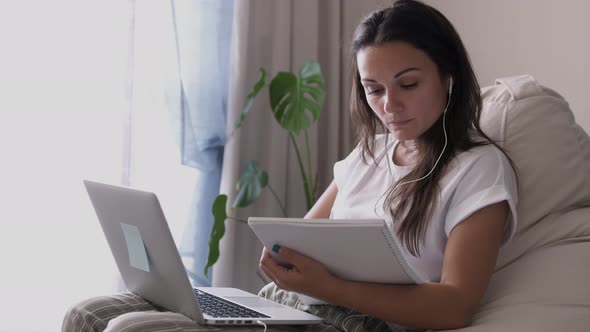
168, 0, 234, 286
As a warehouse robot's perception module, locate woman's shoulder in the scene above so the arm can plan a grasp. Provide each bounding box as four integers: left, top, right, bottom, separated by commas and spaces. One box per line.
453, 142, 513, 173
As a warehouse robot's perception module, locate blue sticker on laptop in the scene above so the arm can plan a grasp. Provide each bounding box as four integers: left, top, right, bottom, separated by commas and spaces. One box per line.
121, 223, 150, 272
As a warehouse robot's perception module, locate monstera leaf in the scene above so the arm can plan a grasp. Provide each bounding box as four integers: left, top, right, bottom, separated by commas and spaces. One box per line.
233, 160, 268, 208
234, 68, 267, 130
204, 194, 228, 277
269, 61, 325, 135
204, 161, 268, 277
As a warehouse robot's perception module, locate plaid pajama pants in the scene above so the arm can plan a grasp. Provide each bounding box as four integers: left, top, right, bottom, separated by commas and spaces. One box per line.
62, 283, 422, 332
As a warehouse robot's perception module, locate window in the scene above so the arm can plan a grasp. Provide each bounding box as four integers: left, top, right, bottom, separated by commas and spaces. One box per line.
0, 1, 199, 330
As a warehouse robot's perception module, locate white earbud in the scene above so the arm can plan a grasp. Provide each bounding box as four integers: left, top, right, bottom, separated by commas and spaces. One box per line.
448, 77, 453, 95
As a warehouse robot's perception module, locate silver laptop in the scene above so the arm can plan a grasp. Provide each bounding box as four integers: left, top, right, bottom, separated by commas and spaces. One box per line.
83, 180, 323, 326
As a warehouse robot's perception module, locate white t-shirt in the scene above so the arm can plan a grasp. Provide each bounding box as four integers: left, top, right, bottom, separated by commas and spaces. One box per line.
330, 134, 518, 282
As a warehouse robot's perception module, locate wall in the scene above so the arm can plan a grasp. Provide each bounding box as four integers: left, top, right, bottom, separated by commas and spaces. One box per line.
343, 0, 590, 133
423, 0, 590, 132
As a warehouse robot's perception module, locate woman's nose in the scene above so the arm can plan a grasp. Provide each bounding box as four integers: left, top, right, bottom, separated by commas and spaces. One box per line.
383, 90, 398, 113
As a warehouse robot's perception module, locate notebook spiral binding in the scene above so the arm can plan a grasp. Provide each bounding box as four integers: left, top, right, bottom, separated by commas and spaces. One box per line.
379, 228, 425, 284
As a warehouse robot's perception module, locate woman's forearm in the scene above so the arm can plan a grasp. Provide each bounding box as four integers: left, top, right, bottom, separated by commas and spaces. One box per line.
316, 278, 474, 330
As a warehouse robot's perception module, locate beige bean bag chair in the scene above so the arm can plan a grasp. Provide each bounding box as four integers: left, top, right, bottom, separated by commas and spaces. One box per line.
443, 75, 590, 331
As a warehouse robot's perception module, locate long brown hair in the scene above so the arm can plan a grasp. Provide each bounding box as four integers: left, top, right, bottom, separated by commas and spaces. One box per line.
350, 0, 516, 256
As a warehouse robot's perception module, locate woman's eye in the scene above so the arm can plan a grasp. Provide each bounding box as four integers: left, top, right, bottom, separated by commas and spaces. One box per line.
367, 88, 383, 95
400, 83, 418, 90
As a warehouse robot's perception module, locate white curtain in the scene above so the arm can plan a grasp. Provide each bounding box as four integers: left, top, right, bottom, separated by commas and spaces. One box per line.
212, 0, 361, 293
0, 1, 197, 331
0, 2, 129, 331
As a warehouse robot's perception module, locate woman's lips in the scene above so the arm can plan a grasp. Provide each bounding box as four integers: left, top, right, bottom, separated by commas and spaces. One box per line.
388, 119, 413, 126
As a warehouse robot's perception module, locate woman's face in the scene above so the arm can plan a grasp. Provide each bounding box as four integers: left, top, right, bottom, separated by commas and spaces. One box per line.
357, 41, 450, 141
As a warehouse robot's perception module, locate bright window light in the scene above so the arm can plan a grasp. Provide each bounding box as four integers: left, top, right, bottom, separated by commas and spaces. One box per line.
0, 1, 197, 331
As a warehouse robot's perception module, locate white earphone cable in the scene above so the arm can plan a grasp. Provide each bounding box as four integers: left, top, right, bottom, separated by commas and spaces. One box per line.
256, 319, 267, 332
373, 90, 452, 217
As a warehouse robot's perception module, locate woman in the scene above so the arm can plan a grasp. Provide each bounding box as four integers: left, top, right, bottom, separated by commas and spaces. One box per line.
62, 1, 517, 331
258, 0, 518, 331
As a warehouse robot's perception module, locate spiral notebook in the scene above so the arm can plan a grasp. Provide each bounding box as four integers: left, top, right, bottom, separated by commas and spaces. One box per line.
248, 217, 426, 305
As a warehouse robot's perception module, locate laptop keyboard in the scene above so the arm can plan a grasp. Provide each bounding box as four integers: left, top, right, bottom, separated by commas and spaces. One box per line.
194, 289, 270, 319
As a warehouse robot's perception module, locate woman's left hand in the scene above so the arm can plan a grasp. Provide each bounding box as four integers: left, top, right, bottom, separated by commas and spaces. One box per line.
259, 246, 336, 298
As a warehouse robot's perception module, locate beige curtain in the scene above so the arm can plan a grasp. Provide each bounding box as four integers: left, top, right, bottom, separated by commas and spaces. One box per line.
211, 0, 382, 292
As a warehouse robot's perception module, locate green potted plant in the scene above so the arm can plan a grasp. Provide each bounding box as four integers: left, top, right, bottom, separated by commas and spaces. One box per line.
204, 61, 326, 276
